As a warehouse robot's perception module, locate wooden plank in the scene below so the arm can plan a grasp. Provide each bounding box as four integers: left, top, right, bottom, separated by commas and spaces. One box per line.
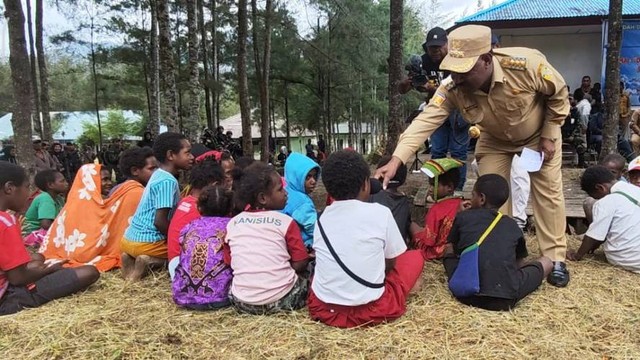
413, 171, 586, 218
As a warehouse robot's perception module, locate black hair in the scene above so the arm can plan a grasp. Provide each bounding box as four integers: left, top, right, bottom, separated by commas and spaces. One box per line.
198, 185, 233, 217
433, 167, 460, 189
0, 161, 27, 188
34, 169, 62, 192
189, 162, 225, 190
153, 132, 187, 163
231, 156, 256, 190
377, 155, 407, 188
581, 166, 615, 194
119, 147, 154, 178
220, 151, 234, 163
474, 174, 510, 209
582, 75, 591, 81
322, 150, 370, 200
601, 153, 626, 169
234, 162, 279, 209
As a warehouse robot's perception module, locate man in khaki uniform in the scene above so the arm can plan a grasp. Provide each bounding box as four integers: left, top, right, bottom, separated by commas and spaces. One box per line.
376, 25, 571, 287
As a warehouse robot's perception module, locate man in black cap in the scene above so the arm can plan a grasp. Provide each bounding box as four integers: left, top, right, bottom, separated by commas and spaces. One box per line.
400, 27, 469, 190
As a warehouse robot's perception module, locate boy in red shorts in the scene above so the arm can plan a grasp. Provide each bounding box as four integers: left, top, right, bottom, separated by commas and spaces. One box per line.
308, 150, 424, 328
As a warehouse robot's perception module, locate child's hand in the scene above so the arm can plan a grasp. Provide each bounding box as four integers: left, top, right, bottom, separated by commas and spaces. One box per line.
44, 259, 69, 272
566, 250, 580, 262
458, 200, 472, 212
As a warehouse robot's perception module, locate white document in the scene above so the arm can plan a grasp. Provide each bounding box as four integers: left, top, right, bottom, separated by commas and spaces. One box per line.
519, 148, 544, 172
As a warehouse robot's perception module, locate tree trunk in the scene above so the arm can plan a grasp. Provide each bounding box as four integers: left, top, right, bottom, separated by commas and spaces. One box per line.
252, 0, 273, 162
157, 0, 178, 132
600, 0, 623, 160
186, 0, 200, 136
25, 0, 42, 139
90, 16, 103, 150
174, 1, 184, 133
198, 0, 212, 129
386, 0, 404, 155
284, 81, 291, 151
210, 0, 219, 127
149, 0, 160, 137
35, 0, 51, 141
4, 0, 36, 176
237, 0, 253, 156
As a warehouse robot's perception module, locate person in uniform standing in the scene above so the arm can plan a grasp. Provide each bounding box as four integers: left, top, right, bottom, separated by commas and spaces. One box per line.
400, 27, 469, 190
375, 25, 571, 287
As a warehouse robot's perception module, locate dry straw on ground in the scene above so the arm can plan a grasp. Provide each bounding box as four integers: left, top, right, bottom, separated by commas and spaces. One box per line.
1, 236, 639, 359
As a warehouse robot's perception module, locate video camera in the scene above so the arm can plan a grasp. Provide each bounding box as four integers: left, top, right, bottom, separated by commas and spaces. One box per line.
405, 54, 428, 88
405, 54, 442, 90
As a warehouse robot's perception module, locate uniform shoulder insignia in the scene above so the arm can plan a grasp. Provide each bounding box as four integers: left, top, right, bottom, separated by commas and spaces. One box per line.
441, 76, 456, 91
537, 63, 554, 81
499, 56, 527, 71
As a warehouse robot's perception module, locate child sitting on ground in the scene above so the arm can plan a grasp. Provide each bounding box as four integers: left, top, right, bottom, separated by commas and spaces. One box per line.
224, 162, 309, 314
583, 154, 628, 224
100, 168, 113, 199
172, 185, 234, 309
370, 156, 412, 245
629, 155, 640, 187
568, 166, 640, 272
412, 158, 465, 260
40, 149, 158, 272
0, 162, 99, 315
121, 132, 194, 281
308, 150, 424, 328
23, 169, 68, 247
443, 174, 553, 311
109, 146, 157, 196
168, 162, 225, 279
282, 152, 320, 248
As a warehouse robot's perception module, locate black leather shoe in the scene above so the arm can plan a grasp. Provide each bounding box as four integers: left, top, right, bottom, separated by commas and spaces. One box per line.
547, 261, 570, 287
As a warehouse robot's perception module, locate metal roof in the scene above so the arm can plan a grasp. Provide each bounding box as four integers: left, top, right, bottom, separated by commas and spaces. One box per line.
458, 0, 640, 23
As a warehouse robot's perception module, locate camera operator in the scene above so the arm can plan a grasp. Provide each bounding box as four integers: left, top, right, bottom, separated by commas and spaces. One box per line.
399, 27, 469, 190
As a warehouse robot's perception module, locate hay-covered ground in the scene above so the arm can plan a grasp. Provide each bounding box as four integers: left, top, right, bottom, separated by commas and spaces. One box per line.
1, 236, 639, 359
2, 169, 640, 359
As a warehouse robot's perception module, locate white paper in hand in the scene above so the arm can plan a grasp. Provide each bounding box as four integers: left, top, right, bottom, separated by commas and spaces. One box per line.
519, 148, 544, 172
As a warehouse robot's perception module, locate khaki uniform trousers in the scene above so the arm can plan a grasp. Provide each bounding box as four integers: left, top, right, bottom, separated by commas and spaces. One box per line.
475, 133, 567, 262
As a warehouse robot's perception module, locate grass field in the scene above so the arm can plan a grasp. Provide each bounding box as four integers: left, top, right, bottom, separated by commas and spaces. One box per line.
1, 234, 639, 359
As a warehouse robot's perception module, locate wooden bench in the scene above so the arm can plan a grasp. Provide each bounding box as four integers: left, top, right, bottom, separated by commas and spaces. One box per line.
412, 170, 586, 219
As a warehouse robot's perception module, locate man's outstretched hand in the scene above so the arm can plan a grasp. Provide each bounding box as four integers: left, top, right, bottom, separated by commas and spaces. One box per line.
374, 156, 403, 189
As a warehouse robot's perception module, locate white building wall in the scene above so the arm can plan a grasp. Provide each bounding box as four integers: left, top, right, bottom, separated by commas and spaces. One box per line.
496, 25, 603, 94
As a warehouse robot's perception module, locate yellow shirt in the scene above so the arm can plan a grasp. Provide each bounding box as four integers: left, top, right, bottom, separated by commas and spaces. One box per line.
393, 47, 570, 163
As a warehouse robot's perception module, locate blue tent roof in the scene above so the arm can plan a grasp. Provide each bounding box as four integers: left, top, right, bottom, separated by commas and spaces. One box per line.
458, 0, 640, 23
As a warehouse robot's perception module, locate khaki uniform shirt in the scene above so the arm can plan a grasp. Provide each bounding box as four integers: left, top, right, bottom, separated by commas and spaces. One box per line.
394, 47, 570, 163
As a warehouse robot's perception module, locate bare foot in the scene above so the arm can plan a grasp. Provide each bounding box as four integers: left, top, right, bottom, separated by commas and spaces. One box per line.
121, 252, 135, 279
409, 276, 423, 296
127, 255, 151, 282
